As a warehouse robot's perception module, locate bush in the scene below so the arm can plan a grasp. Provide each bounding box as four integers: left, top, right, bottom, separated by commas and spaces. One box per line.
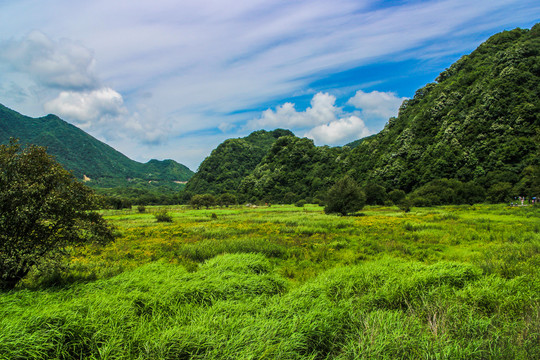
487, 182, 512, 204
137, 205, 146, 213
398, 198, 412, 213
295, 200, 307, 207
154, 210, 173, 222
190, 194, 217, 209
388, 189, 406, 204
217, 193, 237, 207
324, 176, 366, 216
364, 183, 387, 205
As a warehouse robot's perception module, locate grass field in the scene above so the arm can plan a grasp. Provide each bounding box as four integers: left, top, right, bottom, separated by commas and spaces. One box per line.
1, 204, 539, 359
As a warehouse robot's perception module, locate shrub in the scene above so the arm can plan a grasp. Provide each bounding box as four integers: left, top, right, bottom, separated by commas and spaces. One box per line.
154, 210, 173, 222
137, 205, 146, 213
325, 176, 366, 216
487, 182, 512, 204
190, 194, 217, 209
398, 198, 412, 213
364, 183, 387, 205
388, 189, 406, 204
217, 193, 237, 207
295, 200, 307, 207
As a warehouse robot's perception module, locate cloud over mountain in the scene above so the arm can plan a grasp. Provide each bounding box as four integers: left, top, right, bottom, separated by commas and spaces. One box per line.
348, 90, 407, 120
44, 88, 126, 126
1, 31, 98, 90
304, 116, 370, 145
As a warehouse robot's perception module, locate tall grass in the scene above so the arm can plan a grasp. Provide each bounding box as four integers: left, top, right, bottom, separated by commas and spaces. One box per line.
1, 204, 539, 359
1, 255, 538, 359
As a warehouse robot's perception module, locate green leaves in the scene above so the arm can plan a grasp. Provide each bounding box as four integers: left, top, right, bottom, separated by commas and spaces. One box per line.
0, 140, 115, 290
324, 176, 366, 216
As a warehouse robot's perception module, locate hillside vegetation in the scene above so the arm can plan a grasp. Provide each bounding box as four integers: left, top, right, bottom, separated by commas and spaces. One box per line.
185, 129, 293, 195
348, 24, 540, 192
0, 104, 194, 182
186, 25, 540, 204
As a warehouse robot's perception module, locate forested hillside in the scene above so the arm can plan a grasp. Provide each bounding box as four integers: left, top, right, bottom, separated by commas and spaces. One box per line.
185, 129, 293, 195
0, 104, 194, 182
347, 24, 540, 192
189, 24, 539, 204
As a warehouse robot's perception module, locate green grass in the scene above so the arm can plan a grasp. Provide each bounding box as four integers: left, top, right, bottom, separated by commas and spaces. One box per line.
1, 204, 539, 359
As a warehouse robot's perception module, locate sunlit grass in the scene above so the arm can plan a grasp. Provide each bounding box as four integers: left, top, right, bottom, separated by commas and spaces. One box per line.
2, 203, 539, 359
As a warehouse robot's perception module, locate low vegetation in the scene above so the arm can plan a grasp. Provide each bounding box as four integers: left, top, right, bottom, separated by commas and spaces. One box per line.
1, 204, 538, 359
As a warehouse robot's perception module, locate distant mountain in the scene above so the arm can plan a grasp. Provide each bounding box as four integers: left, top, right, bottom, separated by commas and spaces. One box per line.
185, 129, 293, 195
0, 104, 194, 183
188, 24, 540, 202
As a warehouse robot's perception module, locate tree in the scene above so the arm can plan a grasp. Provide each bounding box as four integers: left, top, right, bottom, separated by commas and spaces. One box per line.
487, 182, 513, 204
364, 183, 387, 205
0, 140, 115, 290
324, 175, 366, 216
217, 193, 237, 207
190, 194, 216, 209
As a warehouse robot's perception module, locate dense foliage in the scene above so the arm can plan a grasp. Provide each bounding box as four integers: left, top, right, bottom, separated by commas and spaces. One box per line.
184, 25, 540, 205
347, 24, 540, 194
239, 136, 348, 203
185, 129, 293, 196
0, 140, 114, 290
324, 175, 366, 215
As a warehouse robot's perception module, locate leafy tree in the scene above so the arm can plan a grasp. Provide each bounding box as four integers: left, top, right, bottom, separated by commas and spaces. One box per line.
456, 181, 486, 205
487, 182, 513, 203
364, 183, 387, 205
0, 140, 115, 290
388, 189, 406, 204
324, 176, 366, 216
190, 194, 216, 209
217, 193, 237, 207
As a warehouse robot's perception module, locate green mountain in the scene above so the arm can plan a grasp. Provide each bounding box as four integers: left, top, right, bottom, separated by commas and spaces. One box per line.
0, 104, 194, 183
185, 129, 293, 195
346, 24, 539, 192
238, 136, 347, 202
190, 24, 540, 203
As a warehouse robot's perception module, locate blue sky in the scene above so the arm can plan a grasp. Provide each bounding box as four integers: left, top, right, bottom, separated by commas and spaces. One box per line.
0, 0, 538, 170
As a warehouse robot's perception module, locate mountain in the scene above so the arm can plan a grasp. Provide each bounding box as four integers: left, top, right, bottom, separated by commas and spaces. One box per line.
0, 104, 194, 183
190, 24, 540, 203
238, 136, 347, 202
346, 24, 539, 192
185, 129, 293, 195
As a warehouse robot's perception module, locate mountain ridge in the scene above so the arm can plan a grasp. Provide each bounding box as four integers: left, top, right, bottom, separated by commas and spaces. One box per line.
0, 104, 194, 183
187, 24, 540, 203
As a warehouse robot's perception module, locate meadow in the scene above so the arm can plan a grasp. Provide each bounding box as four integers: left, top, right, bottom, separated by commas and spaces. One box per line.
1, 204, 539, 359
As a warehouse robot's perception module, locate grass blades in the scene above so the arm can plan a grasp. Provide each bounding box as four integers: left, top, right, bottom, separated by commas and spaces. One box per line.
1, 204, 539, 359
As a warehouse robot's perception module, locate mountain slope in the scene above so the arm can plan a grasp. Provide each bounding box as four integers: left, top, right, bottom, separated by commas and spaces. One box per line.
347, 24, 540, 192
185, 129, 293, 195
0, 104, 194, 182
238, 136, 347, 202
202, 24, 539, 202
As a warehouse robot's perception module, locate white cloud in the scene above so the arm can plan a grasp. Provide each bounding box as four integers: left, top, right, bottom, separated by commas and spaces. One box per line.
218, 122, 236, 133
44, 87, 126, 126
0, 0, 537, 168
248, 92, 339, 129
304, 116, 371, 145
249, 91, 373, 145
348, 90, 407, 120
1, 31, 98, 90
